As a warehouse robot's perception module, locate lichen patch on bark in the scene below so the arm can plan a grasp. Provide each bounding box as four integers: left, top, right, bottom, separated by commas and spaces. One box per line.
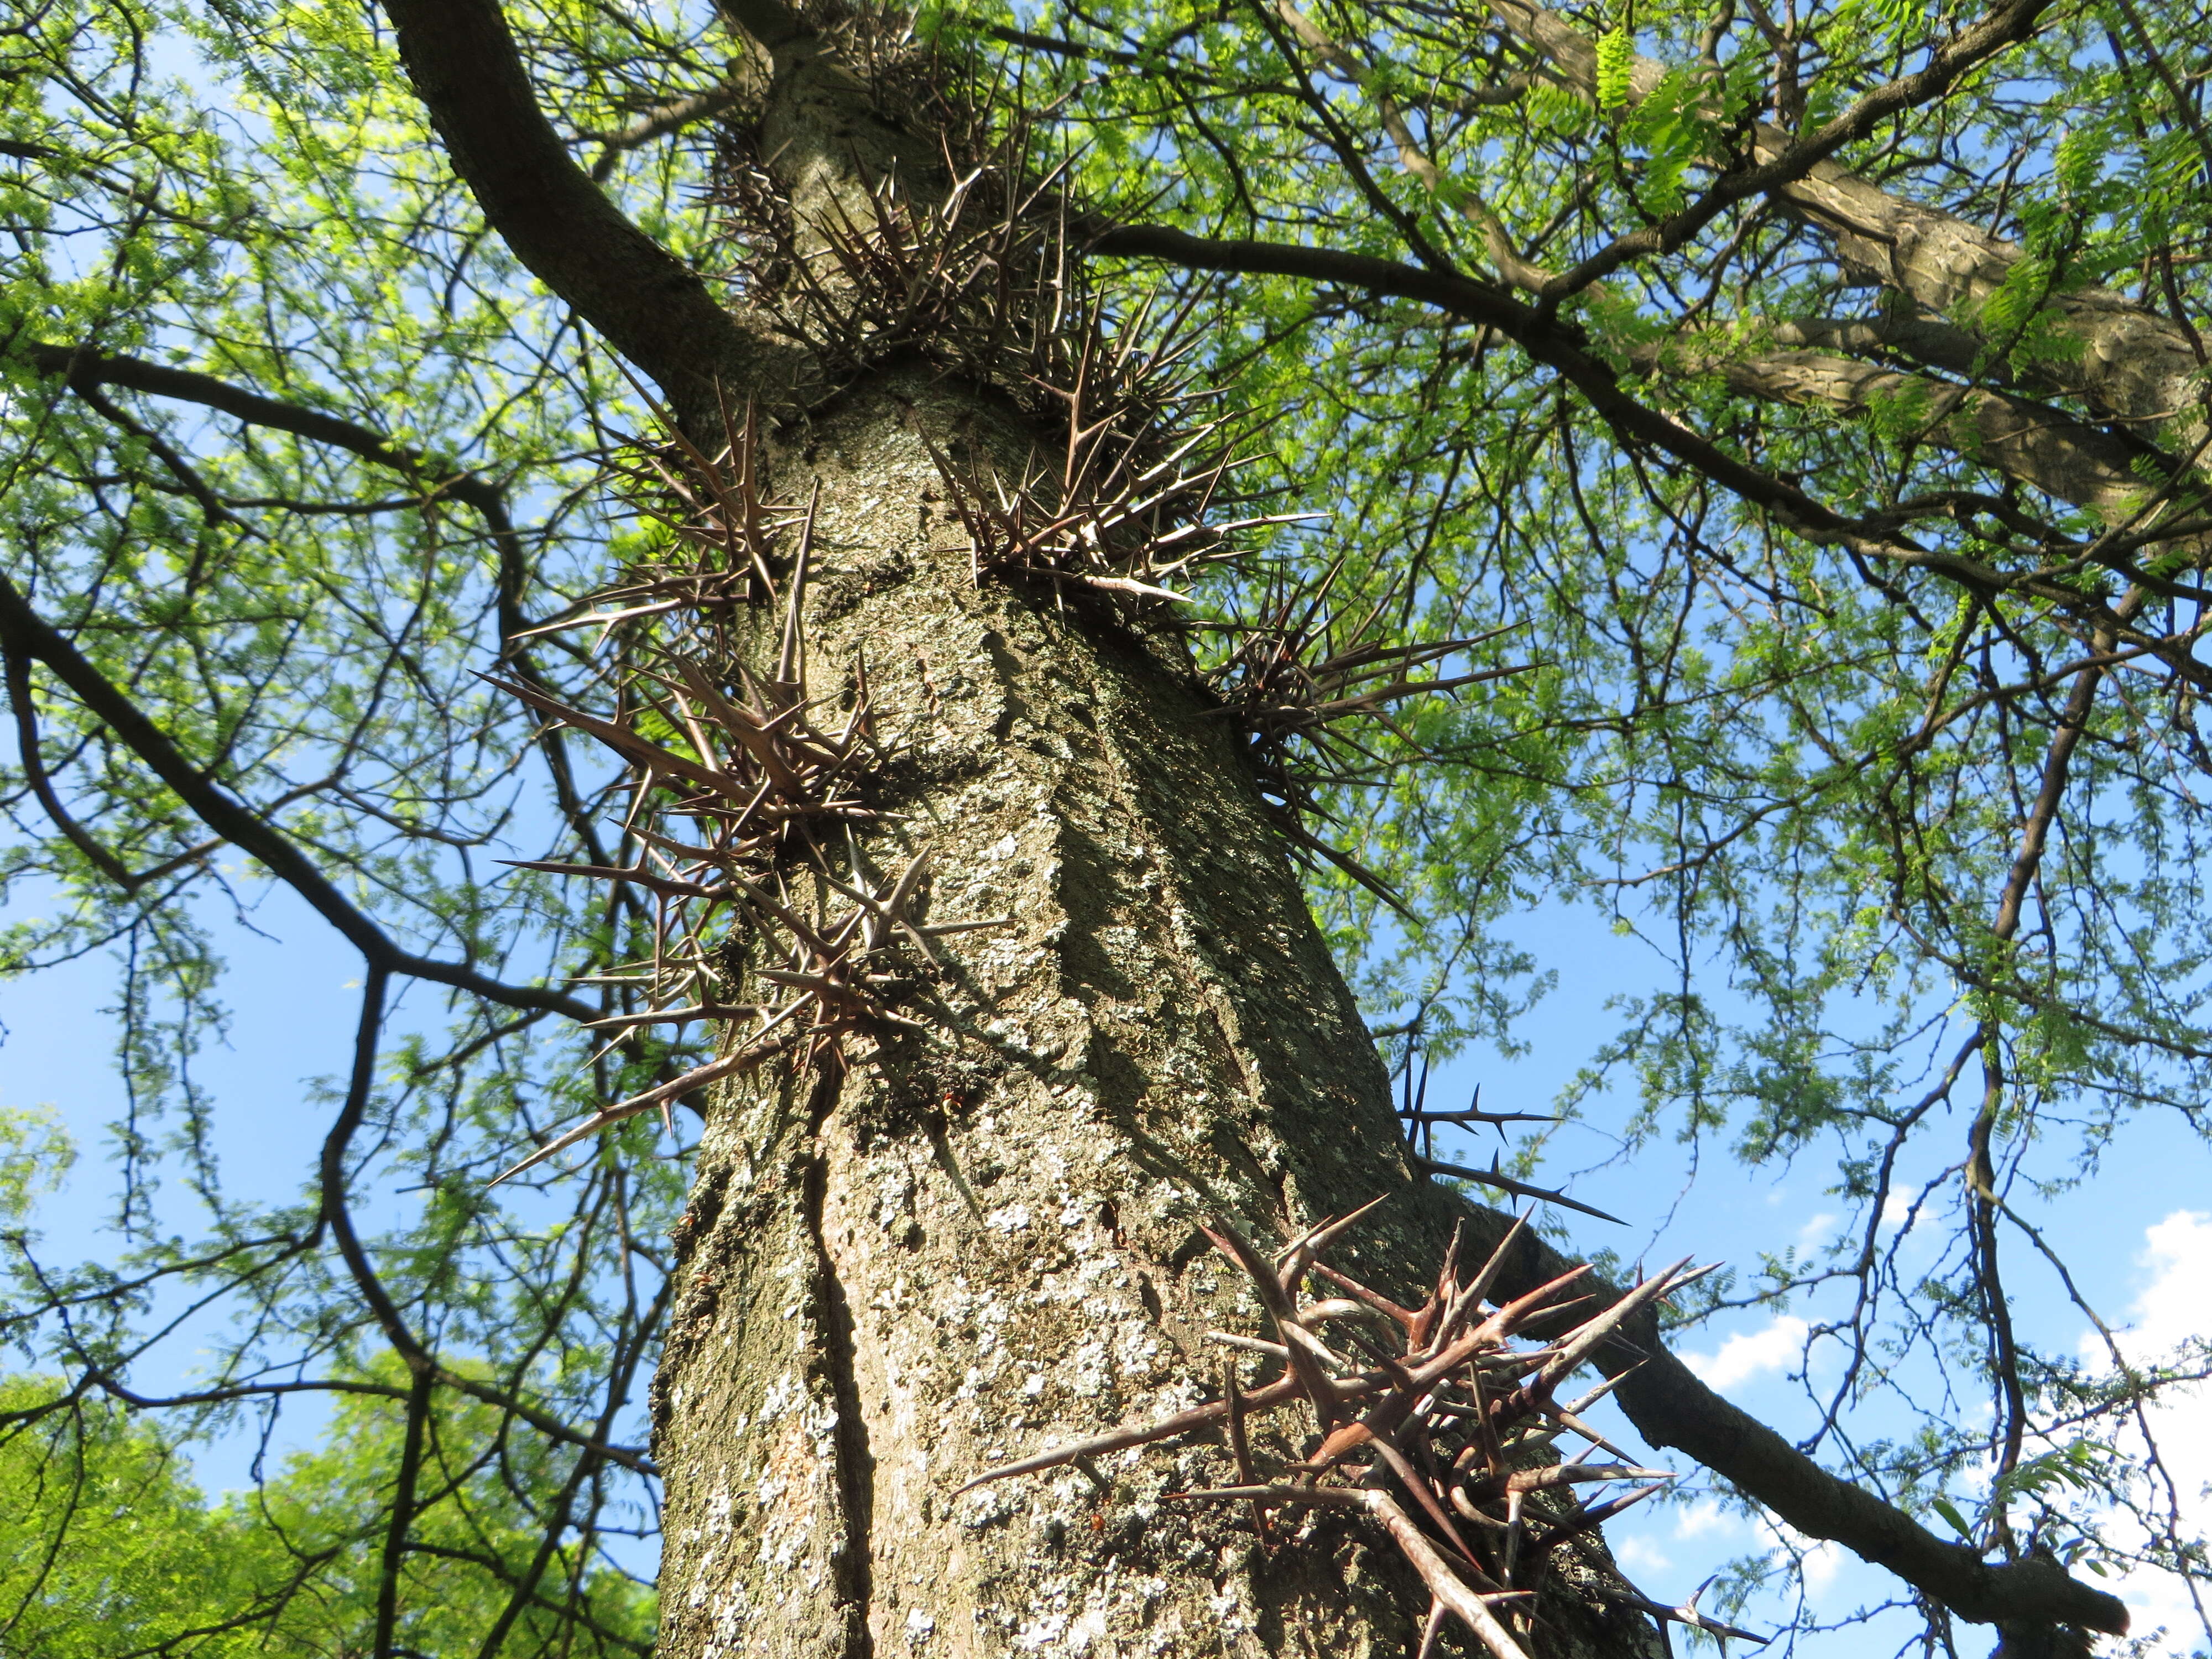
648, 382, 1650, 1659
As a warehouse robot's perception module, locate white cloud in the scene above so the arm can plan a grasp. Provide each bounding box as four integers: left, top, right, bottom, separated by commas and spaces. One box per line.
1674, 1498, 1735, 1540
1754, 1516, 1847, 1606
1615, 1534, 1673, 1575
1683, 1316, 1809, 1391
2119, 1211, 2212, 1360
1797, 1211, 1837, 1245
1800, 1539, 1842, 1595
1880, 1185, 1922, 1230
2078, 1211, 2212, 1655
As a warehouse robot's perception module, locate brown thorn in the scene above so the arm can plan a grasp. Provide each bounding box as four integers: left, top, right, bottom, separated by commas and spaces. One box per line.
955, 1370, 1385, 1495
1275, 1193, 1390, 1297
1223, 1358, 1271, 1551
1412, 1152, 1625, 1225
1414, 1599, 1448, 1659
1533, 1258, 1695, 1392
1434, 1209, 1531, 1352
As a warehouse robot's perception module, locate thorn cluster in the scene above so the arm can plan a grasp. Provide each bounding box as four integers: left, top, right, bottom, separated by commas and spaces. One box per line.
962, 1204, 1765, 1659
564, 397, 786, 656
719, 136, 1302, 612
1198, 559, 1539, 911
489, 411, 1007, 1185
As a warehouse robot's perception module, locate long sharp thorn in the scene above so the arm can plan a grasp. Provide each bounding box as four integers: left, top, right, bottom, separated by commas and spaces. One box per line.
1223, 1359, 1270, 1550
1504, 1487, 1523, 1584
956, 1371, 1327, 1495
1438, 1209, 1531, 1348
1433, 1218, 1464, 1313
1524, 1482, 1672, 1556
1549, 1406, 1640, 1462
1412, 1152, 1626, 1225
1536, 1258, 1695, 1391
1310, 1262, 1420, 1331
1200, 1223, 1343, 1429
1367, 1435, 1481, 1569
775, 478, 820, 694
1415, 1600, 1447, 1659
488, 1105, 644, 1188
1564, 1359, 1645, 1417
1277, 1194, 1389, 1295
1472, 1264, 1594, 1347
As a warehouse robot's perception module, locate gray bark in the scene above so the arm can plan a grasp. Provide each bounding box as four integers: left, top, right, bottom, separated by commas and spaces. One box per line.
1630, 337, 2164, 520
644, 377, 1665, 1659
640, 380, 2126, 1658
375, 3, 2132, 1649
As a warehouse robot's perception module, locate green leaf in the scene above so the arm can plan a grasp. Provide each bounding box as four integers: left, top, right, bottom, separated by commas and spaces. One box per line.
1932, 1497, 1976, 1541
1596, 25, 1634, 108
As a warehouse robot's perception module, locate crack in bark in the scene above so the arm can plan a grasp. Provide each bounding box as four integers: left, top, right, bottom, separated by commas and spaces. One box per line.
804, 1071, 877, 1659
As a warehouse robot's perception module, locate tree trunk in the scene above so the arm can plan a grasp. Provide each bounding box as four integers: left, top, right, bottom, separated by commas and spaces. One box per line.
378, 4, 2137, 1651
643, 375, 1662, 1659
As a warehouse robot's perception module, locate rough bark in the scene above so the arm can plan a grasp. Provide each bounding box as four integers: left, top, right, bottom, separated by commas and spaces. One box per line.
1765, 160, 2203, 438
642, 376, 1665, 1659
640, 380, 2126, 1657
377, 2, 2133, 1650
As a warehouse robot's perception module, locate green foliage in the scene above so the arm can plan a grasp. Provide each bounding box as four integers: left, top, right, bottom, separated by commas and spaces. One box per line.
0, 1376, 653, 1656
1620, 67, 1713, 214
1595, 25, 1634, 109
4, 0, 2211, 1648
1, 1381, 265, 1659
0, 1107, 73, 1227
2, 1, 691, 1647
1870, 0, 1924, 38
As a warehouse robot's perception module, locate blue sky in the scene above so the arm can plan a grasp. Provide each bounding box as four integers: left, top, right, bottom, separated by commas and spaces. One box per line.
5, 863, 2206, 1655
1427, 899, 2212, 1656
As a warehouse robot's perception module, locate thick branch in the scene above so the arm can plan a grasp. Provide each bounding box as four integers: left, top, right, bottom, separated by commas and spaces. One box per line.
375, 0, 779, 425
1635, 340, 2177, 523
1483, 0, 2202, 430
1452, 1200, 2131, 1634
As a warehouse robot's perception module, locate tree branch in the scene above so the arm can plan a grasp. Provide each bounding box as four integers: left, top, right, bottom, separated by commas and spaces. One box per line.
13, 340, 509, 517
0, 574, 597, 1021
1632, 338, 2189, 525
375, 0, 779, 426
1965, 600, 2134, 1548
1534, 0, 2056, 302
582, 85, 744, 182
1481, 0, 2202, 428
374, 1364, 435, 1659
1088, 222, 2201, 685
1446, 1198, 2130, 1635
399, 1542, 654, 1653
7, 641, 165, 890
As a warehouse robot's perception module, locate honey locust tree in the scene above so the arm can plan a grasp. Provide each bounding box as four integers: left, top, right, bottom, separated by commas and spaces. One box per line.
0, 0, 2206, 1656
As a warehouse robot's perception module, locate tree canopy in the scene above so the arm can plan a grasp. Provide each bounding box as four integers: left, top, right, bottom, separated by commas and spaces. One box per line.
1, 0, 2208, 1652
